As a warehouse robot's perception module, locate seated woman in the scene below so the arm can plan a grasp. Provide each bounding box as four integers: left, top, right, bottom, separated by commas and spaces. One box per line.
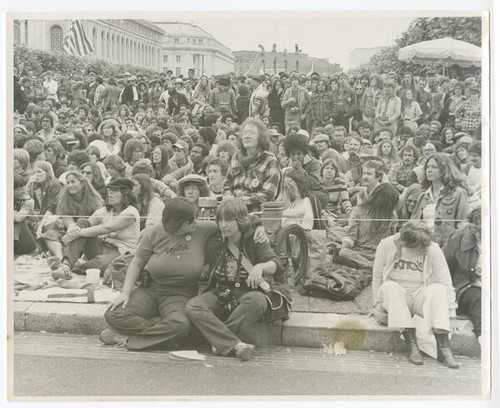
411, 153, 470, 247
51, 178, 140, 280
397, 183, 422, 229
28, 161, 63, 243
14, 175, 36, 255
186, 198, 282, 361
151, 145, 172, 181
131, 174, 165, 239
131, 159, 177, 201
372, 221, 459, 368
375, 139, 400, 174
222, 118, 281, 212
42, 171, 104, 271
281, 171, 314, 230
320, 159, 352, 217
338, 183, 399, 270
123, 139, 145, 178
101, 198, 220, 350
281, 132, 328, 208
80, 162, 107, 200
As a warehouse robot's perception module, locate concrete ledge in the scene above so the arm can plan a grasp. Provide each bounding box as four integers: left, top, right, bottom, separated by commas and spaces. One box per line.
282, 312, 480, 357
24, 302, 108, 335
13, 301, 480, 357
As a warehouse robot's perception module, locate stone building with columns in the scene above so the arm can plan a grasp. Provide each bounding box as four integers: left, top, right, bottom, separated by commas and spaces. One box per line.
152, 22, 235, 77
14, 19, 164, 71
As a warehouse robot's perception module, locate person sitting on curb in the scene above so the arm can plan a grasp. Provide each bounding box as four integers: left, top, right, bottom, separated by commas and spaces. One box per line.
442, 206, 482, 349
372, 221, 459, 368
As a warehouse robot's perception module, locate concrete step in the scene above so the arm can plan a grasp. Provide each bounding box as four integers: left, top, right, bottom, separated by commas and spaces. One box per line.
13, 301, 481, 357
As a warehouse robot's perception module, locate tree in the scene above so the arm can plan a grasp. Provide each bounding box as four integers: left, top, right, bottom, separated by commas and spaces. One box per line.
362, 17, 482, 76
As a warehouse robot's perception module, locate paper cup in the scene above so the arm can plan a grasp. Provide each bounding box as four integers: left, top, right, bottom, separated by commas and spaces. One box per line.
85, 268, 101, 285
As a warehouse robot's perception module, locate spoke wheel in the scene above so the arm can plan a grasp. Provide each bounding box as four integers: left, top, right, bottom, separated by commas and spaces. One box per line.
274, 224, 308, 286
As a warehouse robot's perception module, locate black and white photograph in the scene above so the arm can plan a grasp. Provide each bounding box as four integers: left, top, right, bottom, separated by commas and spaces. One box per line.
3, 3, 495, 402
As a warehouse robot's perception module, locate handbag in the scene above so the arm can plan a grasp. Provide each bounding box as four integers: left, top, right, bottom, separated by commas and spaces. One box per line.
226, 241, 292, 322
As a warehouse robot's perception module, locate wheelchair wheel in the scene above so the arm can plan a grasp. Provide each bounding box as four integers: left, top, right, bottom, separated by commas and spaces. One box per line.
274, 224, 308, 286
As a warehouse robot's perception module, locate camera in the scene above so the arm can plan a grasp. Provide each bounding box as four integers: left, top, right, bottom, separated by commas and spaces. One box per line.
216, 286, 239, 313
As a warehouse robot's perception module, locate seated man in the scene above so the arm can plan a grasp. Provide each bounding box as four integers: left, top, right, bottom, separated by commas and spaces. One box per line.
372, 221, 459, 368
442, 207, 482, 348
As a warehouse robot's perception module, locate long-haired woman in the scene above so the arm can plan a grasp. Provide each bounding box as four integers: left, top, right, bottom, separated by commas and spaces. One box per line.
151, 145, 172, 180
131, 173, 165, 238
98, 118, 122, 156
51, 178, 140, 280
376, 139, 400, 174
411, 153, 470, 246
223, 118, 281, 212
338, 183, 400, 269
29, 160, 63, 242
42, 171, 104, 267
80, 161, 107, 200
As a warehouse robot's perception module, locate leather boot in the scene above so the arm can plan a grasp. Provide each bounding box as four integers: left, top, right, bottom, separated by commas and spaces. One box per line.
433, 329, 460, 369
402, 328, 424, 365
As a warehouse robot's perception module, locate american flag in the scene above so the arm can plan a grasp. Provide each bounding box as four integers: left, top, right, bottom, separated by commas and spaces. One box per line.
63, 20, 94, 56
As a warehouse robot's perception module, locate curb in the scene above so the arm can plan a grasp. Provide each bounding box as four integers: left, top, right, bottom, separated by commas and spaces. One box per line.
13, 301, 481, 357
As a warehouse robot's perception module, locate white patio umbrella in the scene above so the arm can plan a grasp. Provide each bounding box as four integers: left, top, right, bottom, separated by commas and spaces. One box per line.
398, 37, 482, 73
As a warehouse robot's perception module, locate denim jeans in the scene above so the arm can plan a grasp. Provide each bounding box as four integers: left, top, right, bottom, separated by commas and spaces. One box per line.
63, 236, 120, 275
104, 280, 196, 351
185, 288, 268, 356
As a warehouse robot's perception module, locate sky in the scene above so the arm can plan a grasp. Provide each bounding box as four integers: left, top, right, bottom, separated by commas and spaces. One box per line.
177, 15, 415, 69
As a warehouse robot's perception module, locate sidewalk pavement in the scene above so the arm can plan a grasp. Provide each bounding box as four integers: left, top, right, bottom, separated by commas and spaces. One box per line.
13, 287, 481, 357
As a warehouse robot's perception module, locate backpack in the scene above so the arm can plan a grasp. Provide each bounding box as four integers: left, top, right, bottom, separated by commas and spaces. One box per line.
302, 263, 372, 301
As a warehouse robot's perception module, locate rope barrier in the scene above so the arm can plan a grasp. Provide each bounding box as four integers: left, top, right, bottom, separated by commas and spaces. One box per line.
15, 213, 470, 223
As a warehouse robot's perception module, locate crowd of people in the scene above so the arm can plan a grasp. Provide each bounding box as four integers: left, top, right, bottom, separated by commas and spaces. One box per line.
12, 63, 483, 365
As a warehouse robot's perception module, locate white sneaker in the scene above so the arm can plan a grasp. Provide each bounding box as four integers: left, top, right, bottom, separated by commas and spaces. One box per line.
234, 342, 255, 361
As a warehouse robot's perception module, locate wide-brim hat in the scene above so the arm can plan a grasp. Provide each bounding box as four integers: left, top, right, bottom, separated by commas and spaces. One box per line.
106, 178, 134, 191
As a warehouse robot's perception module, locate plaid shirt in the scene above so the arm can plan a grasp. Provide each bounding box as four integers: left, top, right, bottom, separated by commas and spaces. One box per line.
456, 99, 481, 133
310, 91, 334, 122
223, 151, 281, 210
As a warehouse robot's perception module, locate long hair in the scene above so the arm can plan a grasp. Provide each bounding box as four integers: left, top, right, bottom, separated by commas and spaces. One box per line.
32, 160, 55, 189
98, 118, 121, 145
237, 118, 270, 156
359, 183, 400, 242
215, 198, 252, 235
80, 162, 106, 193
376, 139, 400, 162
131, 174, 155, 226
57, 171, 104, 217
152, 145, 171, 179
123, 138, 145, 164
422, 153, 468, 191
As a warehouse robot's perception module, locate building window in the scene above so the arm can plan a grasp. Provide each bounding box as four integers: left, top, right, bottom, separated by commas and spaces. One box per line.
174, 38, 179, 44
187, 38, 190, 43
50, 25, 64, 52
176, 55, 181, 63
176, 67, 181, 76
198, 39, 203, 43
163, 55, 168, 63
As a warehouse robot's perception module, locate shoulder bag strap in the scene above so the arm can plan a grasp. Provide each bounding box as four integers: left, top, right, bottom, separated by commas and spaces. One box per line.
226, 241, 254, 274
